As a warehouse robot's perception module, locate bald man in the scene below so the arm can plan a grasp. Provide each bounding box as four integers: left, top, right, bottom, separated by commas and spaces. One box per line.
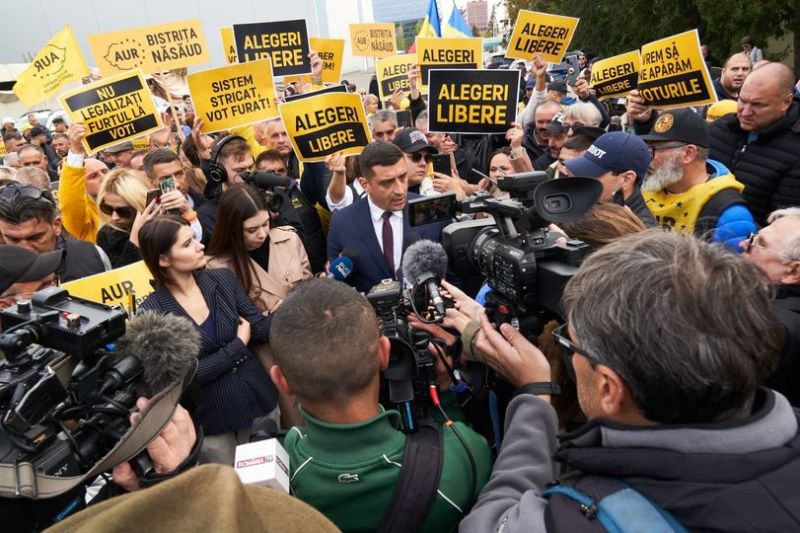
710, 63, 800, 224
714, 52, 752, 100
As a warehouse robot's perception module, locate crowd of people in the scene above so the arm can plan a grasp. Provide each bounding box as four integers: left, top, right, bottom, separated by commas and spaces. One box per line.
1, 29, 799, 532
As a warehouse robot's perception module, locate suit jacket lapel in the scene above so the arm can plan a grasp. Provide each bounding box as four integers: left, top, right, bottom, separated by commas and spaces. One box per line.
357, 199, 391, 278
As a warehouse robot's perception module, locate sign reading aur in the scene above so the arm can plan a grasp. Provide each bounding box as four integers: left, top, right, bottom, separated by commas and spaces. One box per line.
427, 69, 519, 134
416, 37, 482, 92
590, 50, 641, 99
88, 19, 210, 76
188, 58, 279, 133
638, 29, 716, 109
506, 11, 579, 63
349, 23, 397, 58
58, 70, 162, 154
233, 20, 311, 76
279, 92, 370, 163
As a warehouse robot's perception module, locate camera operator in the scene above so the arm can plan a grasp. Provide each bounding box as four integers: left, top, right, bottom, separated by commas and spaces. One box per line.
0, 247, 200, 529
268, 278, 491, 532
455, 230, 800, 531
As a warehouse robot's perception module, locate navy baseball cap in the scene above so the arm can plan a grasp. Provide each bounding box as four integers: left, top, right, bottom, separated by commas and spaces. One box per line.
564, 131, 650, 179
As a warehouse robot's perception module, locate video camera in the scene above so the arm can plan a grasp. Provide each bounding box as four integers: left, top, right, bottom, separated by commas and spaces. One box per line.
0, 287, 142, 494
367, 279, 441, 433
242, 171, 290, 213
442, 172, 602, 334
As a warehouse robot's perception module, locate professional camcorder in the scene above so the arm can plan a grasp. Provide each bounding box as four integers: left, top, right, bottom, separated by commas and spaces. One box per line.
442, 172, 602, 334
242, 171, 290, 213
0, 287, 196, 500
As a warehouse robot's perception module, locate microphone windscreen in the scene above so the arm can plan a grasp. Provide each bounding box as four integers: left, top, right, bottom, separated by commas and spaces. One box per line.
329, 255, 354, 280
116, 311, 200, 396
401, 239, 448, 282
246, 171, 292, 189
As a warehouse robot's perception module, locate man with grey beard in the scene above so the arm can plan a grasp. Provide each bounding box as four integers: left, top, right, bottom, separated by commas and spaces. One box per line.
640, 108, 756, 251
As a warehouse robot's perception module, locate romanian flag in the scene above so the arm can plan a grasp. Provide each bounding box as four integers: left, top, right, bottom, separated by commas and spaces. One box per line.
14, 26, 90, 108
418, 0, 442, 38
443, 1, 473, 38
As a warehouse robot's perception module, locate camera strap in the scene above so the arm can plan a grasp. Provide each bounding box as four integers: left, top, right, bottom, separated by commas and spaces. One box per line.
378, 420, 443, 533
0, 364, 194, 499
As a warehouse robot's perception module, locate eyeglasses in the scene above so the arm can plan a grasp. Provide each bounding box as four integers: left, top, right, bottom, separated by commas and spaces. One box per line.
648, 142, 686, 159
746, 232, 794, 262
562, 121, 584, 132
100, 203, 135, 218
552, 322, 599, 383
409, 152, 432, 163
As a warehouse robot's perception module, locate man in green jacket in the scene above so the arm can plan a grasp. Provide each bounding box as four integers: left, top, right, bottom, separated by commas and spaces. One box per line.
269, 278, 492, 532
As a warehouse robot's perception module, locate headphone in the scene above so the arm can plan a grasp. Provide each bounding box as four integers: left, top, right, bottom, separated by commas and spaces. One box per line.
206, 134, 246, 183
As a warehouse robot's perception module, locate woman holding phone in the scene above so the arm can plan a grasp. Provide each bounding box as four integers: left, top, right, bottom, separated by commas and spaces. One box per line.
96, 168, 160, 268
138, 215, 279, 464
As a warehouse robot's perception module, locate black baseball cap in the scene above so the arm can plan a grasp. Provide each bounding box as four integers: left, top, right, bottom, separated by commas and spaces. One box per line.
639, 108, 710, 148
0, 245, 62, 294
392, 128, 438, 154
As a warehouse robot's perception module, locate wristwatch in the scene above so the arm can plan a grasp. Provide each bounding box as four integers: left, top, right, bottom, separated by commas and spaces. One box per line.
512, 382, 561, 397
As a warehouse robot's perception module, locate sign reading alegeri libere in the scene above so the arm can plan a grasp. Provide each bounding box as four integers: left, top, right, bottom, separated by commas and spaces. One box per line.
638, 29, 716, 109
427, 69, 519, 134
58, 70, 162, 154
376, 54, 416, 101
188, 58, 279, 133
233, 19, 311, 76
506, 10, 579, 64
279, 92, 370, 163
590, 50, 641, 99
88, 19, 210, 76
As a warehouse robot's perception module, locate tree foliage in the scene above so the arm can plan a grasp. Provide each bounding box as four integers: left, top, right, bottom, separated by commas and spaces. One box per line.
504, 0, 798, 73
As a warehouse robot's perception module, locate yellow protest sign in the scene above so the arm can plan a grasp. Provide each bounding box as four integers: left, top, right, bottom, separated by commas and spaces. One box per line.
417, 37, 482, 92
58, 70, 162, 154
590, 50, 641, 99
285, 38, 345, 85
279, 92, 370, 163
506, 10, 579, 63
350, 23, 397, 58
131, 136, 150, 151
376, 54, 416, 101
88, 19, 210, 77
638, 29, 716, 109
62, 260, 154, 313
188, 58, 279, 133
0, 138, 6, 158
13, 26, 90, 108
221, 27, 237, 64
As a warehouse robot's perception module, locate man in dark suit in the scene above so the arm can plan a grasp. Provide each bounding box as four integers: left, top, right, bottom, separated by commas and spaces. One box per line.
327, 142, 449, 293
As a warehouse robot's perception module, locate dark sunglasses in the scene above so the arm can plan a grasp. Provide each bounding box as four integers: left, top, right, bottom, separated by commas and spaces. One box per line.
552, 322, 599, 383
100, 203, 135, 218
409, 152, 432, 163
0, 184, 46, 202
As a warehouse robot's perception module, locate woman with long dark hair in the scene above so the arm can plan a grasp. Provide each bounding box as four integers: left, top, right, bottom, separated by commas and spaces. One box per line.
138, 215, 279, 464
206, 184, 310, 427
206, 184, 311, 316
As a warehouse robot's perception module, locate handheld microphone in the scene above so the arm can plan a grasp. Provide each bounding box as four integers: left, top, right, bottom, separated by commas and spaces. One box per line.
243, 171, 292, 190
115, 311, 200, 397
401, 239, 449, 319
329, 248, 357, 281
